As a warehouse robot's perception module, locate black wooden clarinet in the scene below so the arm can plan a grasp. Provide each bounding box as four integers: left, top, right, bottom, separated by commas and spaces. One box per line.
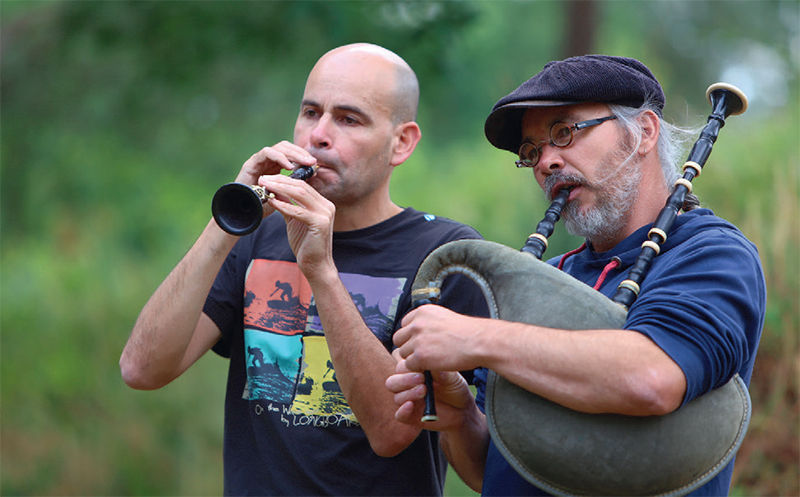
612, 83, 747, 309
212, 165, 318, 236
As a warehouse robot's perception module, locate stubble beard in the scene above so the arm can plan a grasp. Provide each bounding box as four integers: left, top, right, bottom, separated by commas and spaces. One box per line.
307, 148, 391, 208
547, 150, 642, 249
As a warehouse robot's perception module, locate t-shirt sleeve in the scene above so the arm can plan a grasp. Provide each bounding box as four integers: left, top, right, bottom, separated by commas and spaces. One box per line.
204, 245, 245, 359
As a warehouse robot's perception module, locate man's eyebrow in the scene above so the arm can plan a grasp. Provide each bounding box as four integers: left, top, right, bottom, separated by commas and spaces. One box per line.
550, 112, 574, 126
301, 99, 372, 121
301, 100, 367, 115
342, 104, 370, 116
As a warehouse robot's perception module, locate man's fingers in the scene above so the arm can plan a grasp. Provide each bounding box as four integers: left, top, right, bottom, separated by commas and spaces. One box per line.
385, 370, 424, 393
394, 400, 420, 423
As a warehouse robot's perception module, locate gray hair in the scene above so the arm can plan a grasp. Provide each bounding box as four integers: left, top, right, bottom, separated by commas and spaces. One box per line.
608, 102, 702, 210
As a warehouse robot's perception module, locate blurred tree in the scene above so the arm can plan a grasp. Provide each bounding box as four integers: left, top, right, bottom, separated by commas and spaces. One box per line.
564, 0, 599, 57
1, 1, 797, 495
0, 0, 480, 243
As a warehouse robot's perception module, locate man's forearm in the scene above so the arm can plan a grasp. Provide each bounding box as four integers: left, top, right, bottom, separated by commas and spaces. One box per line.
478, 322, 686, 416
309, 273, 422, 457
440, 403, 490, 493
120, 219, 235, 389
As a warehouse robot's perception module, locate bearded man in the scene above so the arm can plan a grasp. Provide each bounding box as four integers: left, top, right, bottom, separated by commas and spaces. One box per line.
386, 55, 766, 497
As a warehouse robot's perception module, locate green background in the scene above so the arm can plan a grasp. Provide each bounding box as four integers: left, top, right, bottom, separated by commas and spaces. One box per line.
2, 1, 797, 495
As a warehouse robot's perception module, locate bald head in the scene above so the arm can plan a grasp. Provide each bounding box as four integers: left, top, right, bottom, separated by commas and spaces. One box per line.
313, 43, 419, 124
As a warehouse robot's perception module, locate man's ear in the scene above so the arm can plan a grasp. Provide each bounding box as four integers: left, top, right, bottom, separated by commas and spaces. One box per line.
390, 122, 422, 166
638, 109, 660, 156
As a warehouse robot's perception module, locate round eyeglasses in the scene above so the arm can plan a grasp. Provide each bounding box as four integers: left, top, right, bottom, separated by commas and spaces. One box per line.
515, 115, 617, 169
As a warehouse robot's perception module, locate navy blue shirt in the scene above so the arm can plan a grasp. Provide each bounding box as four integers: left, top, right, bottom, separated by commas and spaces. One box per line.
475, 209, 766, 496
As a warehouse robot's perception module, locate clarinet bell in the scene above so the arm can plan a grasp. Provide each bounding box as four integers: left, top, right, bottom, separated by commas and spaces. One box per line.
211, 165, 317, 236
211, 182, 267, 236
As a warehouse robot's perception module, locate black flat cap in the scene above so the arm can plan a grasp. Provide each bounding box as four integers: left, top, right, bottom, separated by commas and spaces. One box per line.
485, 55, 665, 153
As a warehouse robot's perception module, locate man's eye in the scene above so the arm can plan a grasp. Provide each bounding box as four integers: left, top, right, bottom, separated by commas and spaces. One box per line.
342, 116, 359, 125
552, 124, 572, 144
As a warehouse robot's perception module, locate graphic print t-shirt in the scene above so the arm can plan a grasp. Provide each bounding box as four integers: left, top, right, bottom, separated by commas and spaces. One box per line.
204, 208, 484, 496
241, 259, 402, 422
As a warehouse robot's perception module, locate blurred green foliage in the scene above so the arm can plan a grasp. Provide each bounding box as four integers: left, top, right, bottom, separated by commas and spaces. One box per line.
2, 1, 798, 495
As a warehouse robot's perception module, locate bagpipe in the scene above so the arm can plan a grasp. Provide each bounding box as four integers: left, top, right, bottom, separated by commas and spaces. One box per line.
410, 83, 750, 496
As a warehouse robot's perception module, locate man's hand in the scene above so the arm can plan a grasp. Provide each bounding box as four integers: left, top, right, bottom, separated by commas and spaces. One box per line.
386, 352, 475, 431
235, 141, 317, 187
258, 174, 337, 284
386, 347, 490, 491
393, 304, 486, 373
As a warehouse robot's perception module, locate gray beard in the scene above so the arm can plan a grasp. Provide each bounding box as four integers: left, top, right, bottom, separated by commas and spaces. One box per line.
546, 158, 642, 249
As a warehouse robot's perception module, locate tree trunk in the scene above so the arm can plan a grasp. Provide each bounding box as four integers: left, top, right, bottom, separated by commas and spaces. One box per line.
563, 0, 598, 58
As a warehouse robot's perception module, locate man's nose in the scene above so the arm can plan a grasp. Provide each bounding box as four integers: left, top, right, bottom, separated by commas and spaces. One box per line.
537, 142, 564, 174
309, 114, 333, 148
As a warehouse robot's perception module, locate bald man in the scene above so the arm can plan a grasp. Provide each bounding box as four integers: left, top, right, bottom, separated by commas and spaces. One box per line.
120, 44, 484, 495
